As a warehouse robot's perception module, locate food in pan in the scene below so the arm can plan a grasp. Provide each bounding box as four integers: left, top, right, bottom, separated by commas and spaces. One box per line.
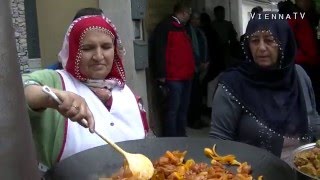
110, 145, 263, 180
294, 141, 320, 178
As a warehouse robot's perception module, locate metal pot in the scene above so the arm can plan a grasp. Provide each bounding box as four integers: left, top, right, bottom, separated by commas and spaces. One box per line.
44, 137, 295, 180
292, 143, 320, 180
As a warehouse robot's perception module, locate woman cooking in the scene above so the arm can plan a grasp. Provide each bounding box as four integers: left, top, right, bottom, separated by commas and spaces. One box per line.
210, 12, 320, 162
22, 15, 148, 169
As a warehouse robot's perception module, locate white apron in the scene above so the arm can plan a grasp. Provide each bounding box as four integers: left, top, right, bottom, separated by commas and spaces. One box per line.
57, 70, 145, 161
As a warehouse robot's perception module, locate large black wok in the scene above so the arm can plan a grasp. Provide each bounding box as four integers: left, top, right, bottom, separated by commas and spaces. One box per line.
44, 137, 295, 180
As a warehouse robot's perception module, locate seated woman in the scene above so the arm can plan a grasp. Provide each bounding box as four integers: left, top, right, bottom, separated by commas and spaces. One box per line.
209, 12, 320, 162
22, 15, 148, 169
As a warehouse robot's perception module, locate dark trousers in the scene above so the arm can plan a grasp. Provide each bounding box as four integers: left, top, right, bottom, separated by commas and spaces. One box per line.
188, 73, 202, 127
163, 80, 192, 137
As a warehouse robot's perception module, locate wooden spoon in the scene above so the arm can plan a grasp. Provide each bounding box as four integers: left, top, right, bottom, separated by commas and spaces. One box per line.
93, 130, 154, 179
42, 86, 154, 179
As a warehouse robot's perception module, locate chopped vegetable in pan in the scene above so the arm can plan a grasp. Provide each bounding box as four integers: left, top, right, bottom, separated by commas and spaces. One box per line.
110, 144, 263, 180
294, 146, 320, 178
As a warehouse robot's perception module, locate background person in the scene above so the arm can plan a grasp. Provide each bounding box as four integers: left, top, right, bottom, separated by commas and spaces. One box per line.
151, 2, 195, 137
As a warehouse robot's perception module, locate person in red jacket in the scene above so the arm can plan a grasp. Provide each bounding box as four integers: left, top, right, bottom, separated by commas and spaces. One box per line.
151, 2, 195, 137
288, 18, 318, 65
278, 0, 318, 65
278, 0, 320, 112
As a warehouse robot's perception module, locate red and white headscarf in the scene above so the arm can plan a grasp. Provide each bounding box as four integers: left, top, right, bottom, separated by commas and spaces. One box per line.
58, 15, 126, 89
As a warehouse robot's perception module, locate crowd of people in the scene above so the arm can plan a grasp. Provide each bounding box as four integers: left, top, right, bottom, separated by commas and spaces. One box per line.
149, 3, 242, 137
21, 0, 320, 172
148, 0, 320, 163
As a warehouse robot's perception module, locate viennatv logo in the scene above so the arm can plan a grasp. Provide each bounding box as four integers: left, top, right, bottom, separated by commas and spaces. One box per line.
250, 12, 306, 20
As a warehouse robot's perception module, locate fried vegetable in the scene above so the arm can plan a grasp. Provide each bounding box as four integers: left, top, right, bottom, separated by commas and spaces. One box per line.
204, 144, 241, 166
316, 140, 320, 148
112, 146, 262, 180
294, 147, 320, 178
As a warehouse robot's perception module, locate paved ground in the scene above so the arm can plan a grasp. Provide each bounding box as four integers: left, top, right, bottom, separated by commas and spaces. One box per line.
186, 127, 210, 137
149, 115, 211, 138
186, 115, 210, 137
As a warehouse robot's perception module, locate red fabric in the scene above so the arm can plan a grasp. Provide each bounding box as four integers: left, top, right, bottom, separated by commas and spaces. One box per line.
135, 96, 149, 134
105, 96, 113, 111
66, 16, 125, 87
287, 18, 319, 65
165, 31, 195, 80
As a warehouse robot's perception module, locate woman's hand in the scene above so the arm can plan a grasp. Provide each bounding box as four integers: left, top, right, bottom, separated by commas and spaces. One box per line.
53, 90, 95, 133
24, 85, 95, 132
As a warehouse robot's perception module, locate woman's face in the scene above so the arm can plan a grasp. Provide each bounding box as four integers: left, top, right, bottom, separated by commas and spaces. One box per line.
79, 30, 114, 79
249, 31, 279, 68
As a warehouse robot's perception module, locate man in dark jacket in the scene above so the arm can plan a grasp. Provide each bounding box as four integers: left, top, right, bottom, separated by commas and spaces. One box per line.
211, 6, 240, 68
186, 12, 208, 129
152, 2, 195, 137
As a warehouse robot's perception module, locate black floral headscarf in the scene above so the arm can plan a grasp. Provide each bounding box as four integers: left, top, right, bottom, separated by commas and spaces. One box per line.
219, 12, 308, 137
